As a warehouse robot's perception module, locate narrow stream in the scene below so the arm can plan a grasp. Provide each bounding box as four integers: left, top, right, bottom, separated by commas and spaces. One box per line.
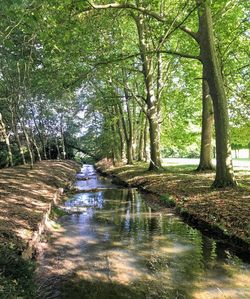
37, 165, 250, 299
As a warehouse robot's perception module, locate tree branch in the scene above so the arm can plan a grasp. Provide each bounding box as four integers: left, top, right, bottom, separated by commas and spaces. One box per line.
82, 2, 199, 42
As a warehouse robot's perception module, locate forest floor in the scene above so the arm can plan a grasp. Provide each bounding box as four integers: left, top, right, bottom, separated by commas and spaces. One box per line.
96, 159, 250, 252
0, 160, 79, 252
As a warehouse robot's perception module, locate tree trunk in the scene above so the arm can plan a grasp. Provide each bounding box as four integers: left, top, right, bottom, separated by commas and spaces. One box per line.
143, 118, 148, 162
117, 100, 133, 165
31, 108, 47, 159
0, 113, 13, 167
11, 110, 26, 165
138, 113, 145, 161
60, 117, 66, 160
55, 138, 61, 160
197, 0, 236, 187
126, 139, 133, 165
197, 69, 214, 171
21, 122, 34, 168
148, 110, 161, 170
30, 127, 42, 162
125, 88, 134, 164
118, 119, 126, 162
115, 105, 126, 162
42, 136, 47, 160
134, 14, 161, 170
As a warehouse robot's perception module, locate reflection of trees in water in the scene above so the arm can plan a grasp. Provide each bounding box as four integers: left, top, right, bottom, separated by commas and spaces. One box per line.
78, 188, 248, 299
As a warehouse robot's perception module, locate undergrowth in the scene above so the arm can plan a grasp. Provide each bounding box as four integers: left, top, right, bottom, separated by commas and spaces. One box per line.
0, 244, 35, 298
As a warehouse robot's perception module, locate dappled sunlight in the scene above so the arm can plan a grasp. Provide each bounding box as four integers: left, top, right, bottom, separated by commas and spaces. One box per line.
37, 166, 250, 298
0, 160, 79, 249
193, 269, 250, 299
97, 161, 250, 243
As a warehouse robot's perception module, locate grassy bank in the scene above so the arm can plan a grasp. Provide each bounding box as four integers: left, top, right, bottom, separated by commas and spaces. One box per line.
0, 160, 80, 298
96, 159, 250, 252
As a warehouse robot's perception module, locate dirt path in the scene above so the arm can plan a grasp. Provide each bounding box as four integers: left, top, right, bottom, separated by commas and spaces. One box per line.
0, 160, 80, 253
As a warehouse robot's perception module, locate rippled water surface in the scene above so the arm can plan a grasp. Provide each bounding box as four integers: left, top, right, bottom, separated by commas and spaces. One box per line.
37, 165, 250, 299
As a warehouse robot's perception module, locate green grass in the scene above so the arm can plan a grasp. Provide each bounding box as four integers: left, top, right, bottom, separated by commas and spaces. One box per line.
159, 193, 176, 207
0, 244, 35, 299
163, 164, 196, 173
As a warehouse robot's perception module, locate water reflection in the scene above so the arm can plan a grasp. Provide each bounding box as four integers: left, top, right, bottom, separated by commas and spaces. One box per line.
75, 165, 117, 191
37, 167, 250, 299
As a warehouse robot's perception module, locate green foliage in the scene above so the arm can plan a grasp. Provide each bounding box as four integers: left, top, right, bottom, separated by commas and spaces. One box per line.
0, 244, 35, 299
50, 206, 67, 219
0, 0, 248, 166
231, 122, 250, 149
159, 193, 176, 207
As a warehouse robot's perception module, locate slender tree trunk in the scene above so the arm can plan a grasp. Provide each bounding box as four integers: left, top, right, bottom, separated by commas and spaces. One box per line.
197, 70, 214, 171
118, 119, 126, 162
21, 121, 34, 168
42, 135, 47, 160
0, 113, 13, 167
143, 118, 148, 162
11, 110, 26, 165
31, 109, 47, 159
55, 138, 61, 160
138, 113, 145, 161
134, 14, 161, 170
115, 105, 126, 162
31, 133, 42, 162
60, 117, 66, 160
197, 0, 236, 187
125, 88, 134, 164
118, 101, 133, 165
110, 122, 120, 164
132, 101, 137, 161
48, 138, 52, 160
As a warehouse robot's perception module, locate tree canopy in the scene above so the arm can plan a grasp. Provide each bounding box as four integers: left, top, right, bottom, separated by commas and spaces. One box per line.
0, 0, 249, 187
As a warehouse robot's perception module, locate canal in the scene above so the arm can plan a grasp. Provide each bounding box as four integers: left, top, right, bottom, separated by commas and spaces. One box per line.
37, 165, 250, 299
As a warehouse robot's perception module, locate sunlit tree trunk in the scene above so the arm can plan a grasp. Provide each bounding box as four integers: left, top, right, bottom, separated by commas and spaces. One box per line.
138, 112, 145, 161
0, 113, 13, 167
134, 14, 161, 170
118, 100, 133, 165
60, 116, 66, 160
143, 118, 148, 162
125, 87, 134, 164
114, 105, 126, 162
118, 118, 126, 162
197, 70, 214, 171
198, 0, 236, 187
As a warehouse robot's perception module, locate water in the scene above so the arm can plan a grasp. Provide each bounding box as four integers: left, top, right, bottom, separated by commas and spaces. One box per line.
37, 165, 250, 299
